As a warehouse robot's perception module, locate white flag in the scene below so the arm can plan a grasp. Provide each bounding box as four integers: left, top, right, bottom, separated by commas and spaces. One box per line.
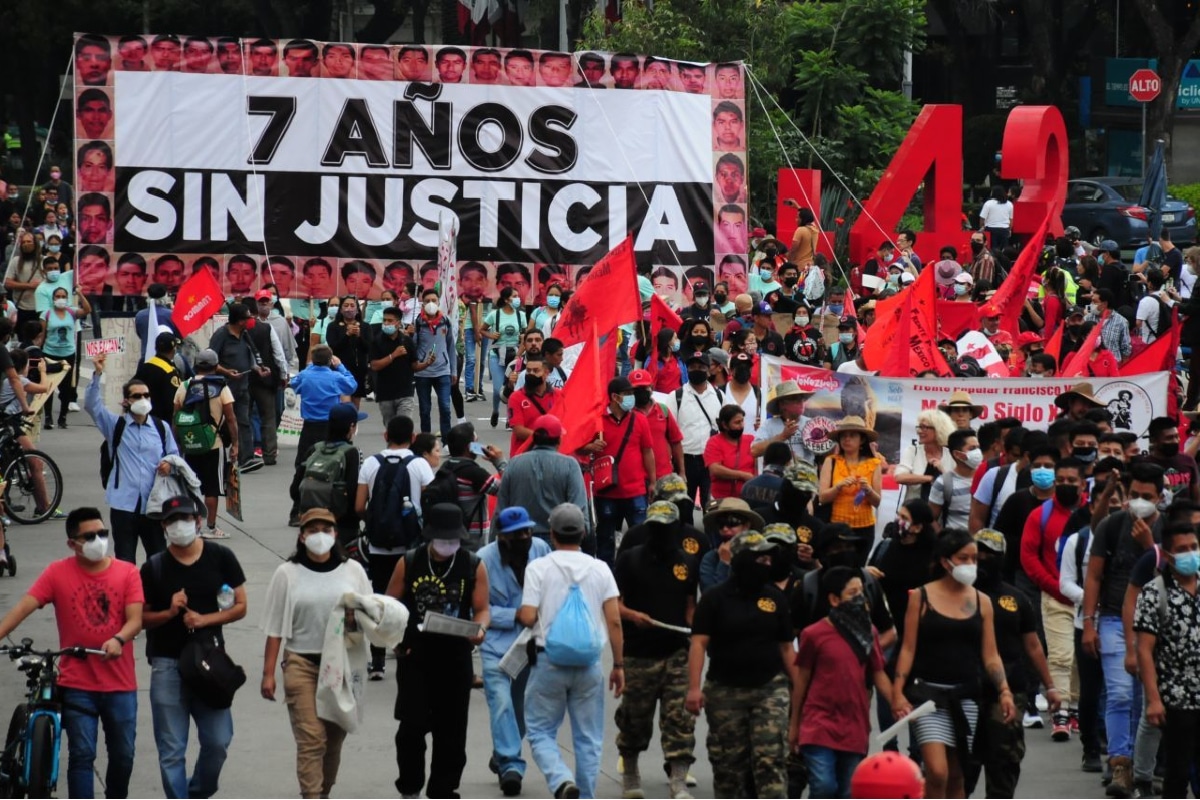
438, 212, 459, 334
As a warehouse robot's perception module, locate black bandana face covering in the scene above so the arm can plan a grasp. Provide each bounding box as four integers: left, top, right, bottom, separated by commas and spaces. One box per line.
828, 594, 872, 662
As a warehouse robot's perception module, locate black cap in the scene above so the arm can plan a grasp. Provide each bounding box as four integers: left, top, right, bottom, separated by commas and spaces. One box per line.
227, 302, 252, 323
160, 495, 202, 519
155, 331, 179, 351
837, 318, 857, 330
685, 350, 711, 366
607, 376, 633, 395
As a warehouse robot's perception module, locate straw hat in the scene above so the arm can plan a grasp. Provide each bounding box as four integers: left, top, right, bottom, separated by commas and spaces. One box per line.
833, 415, 878, 443
765, 380, 813, 415
938, 390, 984, 418
1055, 381, 1104, 410
702, 497, 765, 532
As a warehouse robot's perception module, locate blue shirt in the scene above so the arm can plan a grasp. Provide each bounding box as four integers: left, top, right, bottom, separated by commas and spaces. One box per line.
85, 377, 179, 512
289, 363, 358, 421
478, 536, 552, 659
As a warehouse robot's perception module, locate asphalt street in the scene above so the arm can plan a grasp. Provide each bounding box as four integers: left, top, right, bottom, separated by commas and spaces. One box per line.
0, 389, 1113, 798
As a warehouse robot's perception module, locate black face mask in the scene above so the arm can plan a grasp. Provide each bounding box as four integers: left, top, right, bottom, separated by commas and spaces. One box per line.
687, 369, 709, 386
732, 365, 752, 383
976, 555, 1001, 590
673, 498, 695, 527
714, 293, 727, 304
648, 522, 678, 558
769, 546, 795, 581
1158, 442, 1181, 458
633, 388, 653, 408
731, 551, 771, 594
525, 375, 544, 392
783, 276, 799, 288
1072, 447, 1097, 463
970, 241, 985, 255
1055, 484, 1080, 507
689, 335, 709, 350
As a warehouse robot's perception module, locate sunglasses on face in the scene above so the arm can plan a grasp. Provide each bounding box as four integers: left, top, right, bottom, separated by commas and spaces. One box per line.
720, 516, 747, 528
127, 392, 151, 400
73, 529, 110, 543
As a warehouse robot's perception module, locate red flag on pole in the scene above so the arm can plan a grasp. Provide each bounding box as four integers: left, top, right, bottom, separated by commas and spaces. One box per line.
555, 236, 641, 348
557, 323, 611, 457
1043, 323, 1064, 371
171, 268, 225, 337
864, 263, 951, 377
645, 293, 683, 379
990, 213, 1051, 338
1059, 315, 1105, 377
1120, 310, 1180, 376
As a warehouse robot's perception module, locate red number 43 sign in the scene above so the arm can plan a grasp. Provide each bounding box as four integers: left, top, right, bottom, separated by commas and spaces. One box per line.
776, 105, 1069, 267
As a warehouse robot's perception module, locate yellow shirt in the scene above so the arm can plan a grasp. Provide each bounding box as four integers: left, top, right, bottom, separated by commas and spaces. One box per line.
829, 454, 881, 529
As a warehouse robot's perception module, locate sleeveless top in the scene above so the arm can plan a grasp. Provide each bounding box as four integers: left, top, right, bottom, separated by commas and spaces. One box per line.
911, 586, 983, 686
42, 309, 77, 357
829, 455, 882, 528
401, 545, 478, 655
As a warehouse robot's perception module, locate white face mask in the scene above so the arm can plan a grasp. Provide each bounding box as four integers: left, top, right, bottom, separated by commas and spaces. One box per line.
165, 519, 198, 547
304, 531, 336, 556
1128, 498, 1157, 520
80, 536, 108, 562
951, 563, 977, 587
130, 398, 153, 416
961, 448, 984, 469
53, 298, 68, 309
424, 301, 439, 316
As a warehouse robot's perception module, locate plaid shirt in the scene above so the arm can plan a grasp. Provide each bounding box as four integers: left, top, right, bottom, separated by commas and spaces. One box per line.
971, 249, 998, 284
1099, 311, 1132, 362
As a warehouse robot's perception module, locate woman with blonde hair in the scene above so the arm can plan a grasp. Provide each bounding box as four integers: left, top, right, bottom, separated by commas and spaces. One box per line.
818, 416, 883, 566
895, 409, 955, 503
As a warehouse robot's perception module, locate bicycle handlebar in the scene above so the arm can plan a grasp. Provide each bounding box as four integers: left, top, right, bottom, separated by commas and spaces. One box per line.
0, 641, 106, 660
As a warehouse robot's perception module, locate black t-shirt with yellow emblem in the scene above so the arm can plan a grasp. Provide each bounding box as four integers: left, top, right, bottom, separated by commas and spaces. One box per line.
134, 357, 184, 424
693, 580, 792, 687
614, 544, 699, 658
617, 522, 711, 560
984, 580, 1037, 694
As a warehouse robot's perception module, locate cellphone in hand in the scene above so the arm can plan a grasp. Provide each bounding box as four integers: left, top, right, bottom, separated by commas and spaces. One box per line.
469, 441, 485, 456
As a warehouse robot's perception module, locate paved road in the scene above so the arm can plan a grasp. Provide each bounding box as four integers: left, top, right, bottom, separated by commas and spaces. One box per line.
0, 396, 1110, 798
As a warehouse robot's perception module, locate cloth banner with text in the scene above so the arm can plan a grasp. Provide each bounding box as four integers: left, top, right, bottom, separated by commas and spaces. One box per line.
72, 34, 748, 302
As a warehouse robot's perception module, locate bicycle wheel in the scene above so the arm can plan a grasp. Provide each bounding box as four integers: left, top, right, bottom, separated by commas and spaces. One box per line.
4, 451, 63, 525
0, 704, 29, 798
26, 715, 53, 799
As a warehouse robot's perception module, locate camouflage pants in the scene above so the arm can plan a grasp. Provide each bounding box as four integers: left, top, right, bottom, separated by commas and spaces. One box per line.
615, 650, 696, 763
704, 674, 789, 799
963, 692, 1027, 799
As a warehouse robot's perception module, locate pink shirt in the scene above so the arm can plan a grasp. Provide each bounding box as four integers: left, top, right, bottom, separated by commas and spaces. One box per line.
28, 557, 143, 692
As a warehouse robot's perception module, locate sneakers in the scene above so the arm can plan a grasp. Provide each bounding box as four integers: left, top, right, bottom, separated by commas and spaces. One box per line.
621, 753, 643, 799
68, 402, 80, 412
1132, 781, 1154, 798
48, 508, 66, 520
1052, 712, 1071, 741
554, 781, 580, 799
1023, 710, 1044, 729
1035, 693, 1049, 712
499, 771, 522, 797
1083, 751, 1104, 773
1069, 709, 1080, 735
368, 663, 385, 681
1108, 756, 1134, 798
490, 411, 499, 428
200, 527, 230, 540
240, 457, 265, 474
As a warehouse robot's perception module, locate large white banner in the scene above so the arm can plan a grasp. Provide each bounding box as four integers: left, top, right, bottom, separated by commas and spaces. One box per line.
72, 35, 749, 302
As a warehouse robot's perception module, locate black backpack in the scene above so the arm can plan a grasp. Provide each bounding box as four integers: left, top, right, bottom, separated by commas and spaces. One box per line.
101, 416, 168, 488
1151, 295, 1174, 338
364, 453, 422, 549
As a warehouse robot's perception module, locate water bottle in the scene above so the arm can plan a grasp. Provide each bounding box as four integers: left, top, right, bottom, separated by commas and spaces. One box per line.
217, 584, 234, 611
402, 497, 415, 518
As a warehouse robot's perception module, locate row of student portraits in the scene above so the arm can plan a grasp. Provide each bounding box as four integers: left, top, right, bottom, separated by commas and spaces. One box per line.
74, 34, 747, 96
70, 251, 746, 308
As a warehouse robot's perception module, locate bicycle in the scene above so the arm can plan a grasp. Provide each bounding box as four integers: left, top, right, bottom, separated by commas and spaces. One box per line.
0, 639, 104, 798
0, 414, 63, 525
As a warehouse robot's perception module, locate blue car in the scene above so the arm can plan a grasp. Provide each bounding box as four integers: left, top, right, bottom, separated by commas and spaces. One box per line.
1062, 177, 1196, 248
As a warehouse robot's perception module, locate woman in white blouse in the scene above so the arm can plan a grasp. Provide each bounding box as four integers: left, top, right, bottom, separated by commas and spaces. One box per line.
894, 409, 956, 504
979, 186, 1014, 252
261, 507, 372, 799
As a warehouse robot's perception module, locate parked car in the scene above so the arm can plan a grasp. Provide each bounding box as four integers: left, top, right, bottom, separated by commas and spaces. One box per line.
1062, 177, 1196, 249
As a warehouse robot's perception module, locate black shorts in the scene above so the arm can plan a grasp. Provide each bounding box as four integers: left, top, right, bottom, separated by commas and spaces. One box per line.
185, 448, 222, 497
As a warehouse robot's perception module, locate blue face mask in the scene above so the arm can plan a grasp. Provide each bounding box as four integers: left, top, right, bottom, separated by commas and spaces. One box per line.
45, 269, 61, 282
759, 268, 773, 281
1030, 466, 1055, 490
838, 332, 854, 345
954, 283, 969, 296
827, 304, 843, 316
381, 324, 397, 336
547, 295, 561, 309
670, 339, 680, 352
619, 394, 636, 412
1172, 550, 1200, 577
510, 297, 521, 309
47, 245, 61, 254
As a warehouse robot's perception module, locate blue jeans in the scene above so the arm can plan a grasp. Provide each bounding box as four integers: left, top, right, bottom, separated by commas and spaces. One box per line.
149, 657, 235, 798
524, 660, 605, 798
414, 374, 452, 440
61, 688, 137, 799
802, 745, 862, 799
464, 328, 482, 394
593, 495, 647, 566
481, 652, 529, 777
1099, 614, 1140, 758
487, 350, 507, 415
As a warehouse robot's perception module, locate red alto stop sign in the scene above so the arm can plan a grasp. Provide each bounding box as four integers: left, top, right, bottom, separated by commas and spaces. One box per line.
1129, 68, 1162, 102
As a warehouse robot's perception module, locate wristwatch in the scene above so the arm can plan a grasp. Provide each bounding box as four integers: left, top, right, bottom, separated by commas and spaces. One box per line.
112, 634, 127, 645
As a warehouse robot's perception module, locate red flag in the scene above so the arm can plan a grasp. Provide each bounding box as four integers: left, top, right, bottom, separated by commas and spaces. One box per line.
935, 301, 979, 340
906, 264, 952, 376
171, 268, 225, 337
1120, 310, 1180, 376
557, 323, 610, 456
866, 264, 951, 377
1059, 314, 1104, 377
989, 213, 1051, 338
861, 287, 904, 372
646, 293, 682, 379
1043, 323, 1064, 371
555, 236, 640, 348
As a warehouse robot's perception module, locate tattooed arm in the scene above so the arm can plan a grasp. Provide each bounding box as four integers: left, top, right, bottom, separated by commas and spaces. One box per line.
979, 593, 1016, 723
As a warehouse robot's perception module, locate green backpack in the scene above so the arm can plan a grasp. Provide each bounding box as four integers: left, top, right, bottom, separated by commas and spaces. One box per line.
174, 379, 219, 456
299, 442, 356, 518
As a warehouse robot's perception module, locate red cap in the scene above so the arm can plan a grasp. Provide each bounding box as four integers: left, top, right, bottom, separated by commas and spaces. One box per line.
979, 304, 1001, 318
1016, 331, 1043, 347
254, 289, 273, 301
628, 369, 653, 388
751, 227, 768, 239
990, 330, 1014, 346
532, 414, 564, 438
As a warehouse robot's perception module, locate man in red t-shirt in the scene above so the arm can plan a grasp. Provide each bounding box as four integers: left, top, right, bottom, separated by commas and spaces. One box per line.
0, 507, 144, 798
584, 376, 655, 564
788, 566, 892, 798
630, 368, 683, 479
507, 353, 558, 454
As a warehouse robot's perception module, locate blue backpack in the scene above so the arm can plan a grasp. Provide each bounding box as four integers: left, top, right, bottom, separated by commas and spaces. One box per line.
544, 567, 603, 667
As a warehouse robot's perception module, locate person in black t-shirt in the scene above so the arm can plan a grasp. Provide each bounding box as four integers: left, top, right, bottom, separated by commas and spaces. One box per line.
139, 495, 247, 799
613, 501, 699, 798
687, 531, 798, 798
368, 305, 418, 426
966, 528, 1059, 799
133, 331, 184, 425
617, 475, 710, 559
